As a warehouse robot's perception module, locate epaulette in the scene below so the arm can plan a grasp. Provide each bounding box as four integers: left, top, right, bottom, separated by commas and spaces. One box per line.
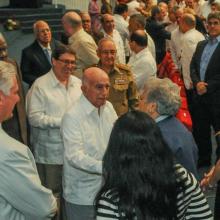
115, 63, 131, 71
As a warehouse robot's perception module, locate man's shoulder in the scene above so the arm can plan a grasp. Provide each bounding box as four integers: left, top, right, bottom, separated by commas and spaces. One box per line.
115, 63, 132, 73
0, 130, 29, 161
22, 40, 39, 53
185, 29, 205, 42
32, 71, 51, 88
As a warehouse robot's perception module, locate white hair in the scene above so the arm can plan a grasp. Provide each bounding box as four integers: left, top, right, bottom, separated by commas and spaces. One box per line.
0, 61, 16, 95
144, 78, 181, 116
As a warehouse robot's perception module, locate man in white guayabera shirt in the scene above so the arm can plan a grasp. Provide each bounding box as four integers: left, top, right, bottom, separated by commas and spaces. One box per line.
26, 45, 81, 219
61, 67, 117, 220
128, 30, 157, 93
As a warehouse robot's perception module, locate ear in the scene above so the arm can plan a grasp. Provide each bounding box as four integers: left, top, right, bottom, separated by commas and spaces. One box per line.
148, 102, 157, 114
97, 49, 101, 58
0, 90, 5, 106
81, 84, 86, 94
51, 57, 56, 66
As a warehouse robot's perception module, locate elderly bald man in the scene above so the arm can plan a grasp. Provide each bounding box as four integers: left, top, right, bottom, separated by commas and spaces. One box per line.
20, 20, 61, 87
62, 12, 99, 79
61, 67, 117, 220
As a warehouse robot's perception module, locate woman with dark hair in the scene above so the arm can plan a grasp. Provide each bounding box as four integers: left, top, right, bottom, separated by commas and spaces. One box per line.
95, 111, 212, 219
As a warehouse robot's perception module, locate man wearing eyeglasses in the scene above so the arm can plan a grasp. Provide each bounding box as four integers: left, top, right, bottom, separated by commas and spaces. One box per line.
21, 20, 61, 87
190, 11, 220, 169
191, 11, 220, 219
26, 45, 82, 220
96, 38, 138, 116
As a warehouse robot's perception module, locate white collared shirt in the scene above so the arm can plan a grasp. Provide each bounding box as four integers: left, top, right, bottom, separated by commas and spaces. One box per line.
0, 125, 57, 219
38, 41, 52, 58
144, 30, 156, 60
128, 47, 157, 92
61, 94, 117, 205
170, 27, 184, 70
180, 28, 205, 89
69, 29, 99, 78
114, 14, 130, 57
26, 69, 82, 164
103, 29, 126, 64
127, 0, 140, 16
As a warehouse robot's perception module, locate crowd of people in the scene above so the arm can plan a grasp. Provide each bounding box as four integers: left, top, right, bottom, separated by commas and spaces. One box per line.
1, 0, 220, 219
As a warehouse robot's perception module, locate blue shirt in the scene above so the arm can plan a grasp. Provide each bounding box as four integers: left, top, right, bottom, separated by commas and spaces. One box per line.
200, 35, 220, 81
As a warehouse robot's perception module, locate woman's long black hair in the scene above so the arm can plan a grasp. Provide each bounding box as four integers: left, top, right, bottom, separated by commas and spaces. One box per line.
95, 111, 178, 220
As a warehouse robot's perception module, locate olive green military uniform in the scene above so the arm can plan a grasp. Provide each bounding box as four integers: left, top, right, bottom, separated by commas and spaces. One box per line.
98, 62, 139, 116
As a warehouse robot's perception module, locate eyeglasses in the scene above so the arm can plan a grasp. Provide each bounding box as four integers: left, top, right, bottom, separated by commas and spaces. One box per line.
82, 19, 91, 23
38, 28, 51, 34
208, 21, 220, 26
57, 59, 76, 65
101, 50, 117, 55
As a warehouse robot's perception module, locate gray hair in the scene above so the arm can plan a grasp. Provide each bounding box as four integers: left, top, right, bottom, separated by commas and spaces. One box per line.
144, 78, 181, 115
97, 37, 116, 50
0, 61, 16, 95
63, 12, 82, 28
208, 11, 220, 22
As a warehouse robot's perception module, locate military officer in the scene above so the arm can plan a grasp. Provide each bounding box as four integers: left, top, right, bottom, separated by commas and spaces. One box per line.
96, 38, 138, 116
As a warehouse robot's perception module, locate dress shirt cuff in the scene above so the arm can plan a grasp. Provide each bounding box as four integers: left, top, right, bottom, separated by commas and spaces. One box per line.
51, 117, 62, 127
96, 160, 103, 174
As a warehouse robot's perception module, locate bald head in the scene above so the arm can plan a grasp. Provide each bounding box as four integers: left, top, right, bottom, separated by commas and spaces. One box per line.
33, 20, 50, 35
130, 30, 148, 52
63, 11, 82, 23
179, 13, 196, 32
82, 67, 110, 108
62, 11, 82, 36
82, 67, 108, 85
101, 14, 115, 34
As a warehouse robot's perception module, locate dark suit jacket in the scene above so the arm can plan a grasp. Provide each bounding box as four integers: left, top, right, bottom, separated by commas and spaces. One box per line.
20, 39, 60, 86
190, 39, 220, 104
157, 116, 198, 178
2, 58, 28, 145
145, 17, 171, 64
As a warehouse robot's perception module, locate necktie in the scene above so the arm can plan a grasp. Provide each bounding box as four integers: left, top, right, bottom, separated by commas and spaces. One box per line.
44, 49, 51, 64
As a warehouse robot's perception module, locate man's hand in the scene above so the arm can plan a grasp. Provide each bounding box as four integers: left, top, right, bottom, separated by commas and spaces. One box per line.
196, 82, 208, 95
200, 166, 215, 191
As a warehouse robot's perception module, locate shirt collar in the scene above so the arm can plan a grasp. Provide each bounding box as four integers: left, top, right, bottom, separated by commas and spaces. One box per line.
134, 47, 148, 57
208, 35, 220, 43
38, 41, 51, 50
70, 29, 84, 42
49, 69, 75, 89
155, 115, 169, 123
81, 94, 106, 116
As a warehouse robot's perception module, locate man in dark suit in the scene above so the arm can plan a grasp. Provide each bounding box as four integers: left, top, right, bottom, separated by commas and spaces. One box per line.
190, 11, 220, 168
0, 34, 28, 146
20, 20, 60, 87
145, 5, 171, 64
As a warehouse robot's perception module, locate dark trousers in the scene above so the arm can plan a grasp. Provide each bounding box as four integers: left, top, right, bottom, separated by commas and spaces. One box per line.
191, 97, 220, 163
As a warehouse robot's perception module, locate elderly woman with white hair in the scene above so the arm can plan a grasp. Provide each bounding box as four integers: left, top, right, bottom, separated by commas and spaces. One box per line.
139, 77, 198, 178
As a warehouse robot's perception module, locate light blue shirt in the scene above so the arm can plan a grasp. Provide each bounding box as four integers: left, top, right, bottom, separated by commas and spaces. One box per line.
0, 125, 56, 219
200, 35, 220, 81
155, 115, 169, 123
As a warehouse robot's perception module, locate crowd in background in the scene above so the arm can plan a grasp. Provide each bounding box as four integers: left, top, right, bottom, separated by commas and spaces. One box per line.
1, 0, 220, 219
